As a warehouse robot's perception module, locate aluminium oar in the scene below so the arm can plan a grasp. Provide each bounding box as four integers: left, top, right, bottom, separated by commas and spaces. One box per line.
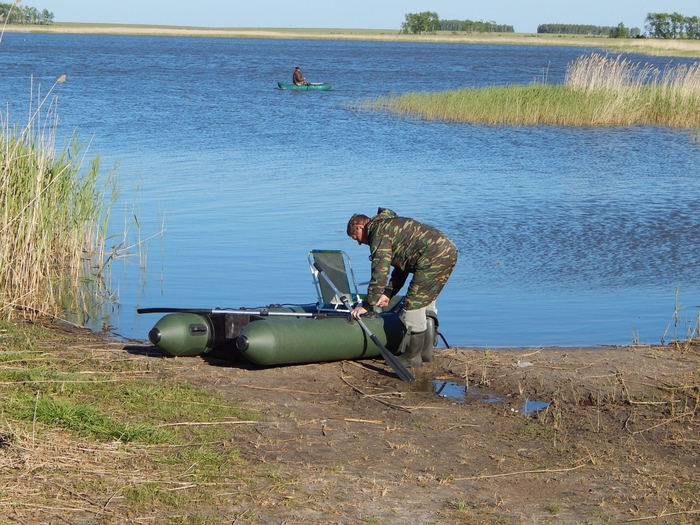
312, 262, 415, 382
136, 307, 321, 318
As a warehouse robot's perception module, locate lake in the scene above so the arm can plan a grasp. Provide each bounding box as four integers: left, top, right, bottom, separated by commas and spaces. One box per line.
2, 32, 699, 347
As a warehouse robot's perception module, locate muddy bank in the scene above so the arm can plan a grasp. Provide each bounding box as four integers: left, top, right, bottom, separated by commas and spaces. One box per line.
157, 338, 700, 523
2, 320, 699, 524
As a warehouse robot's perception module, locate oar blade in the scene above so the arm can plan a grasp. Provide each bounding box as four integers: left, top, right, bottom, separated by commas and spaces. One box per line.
366, 328, 415, 382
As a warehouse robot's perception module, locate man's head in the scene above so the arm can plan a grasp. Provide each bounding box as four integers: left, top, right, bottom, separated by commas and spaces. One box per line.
295, 67, 301, 71
347, 214, 370, 245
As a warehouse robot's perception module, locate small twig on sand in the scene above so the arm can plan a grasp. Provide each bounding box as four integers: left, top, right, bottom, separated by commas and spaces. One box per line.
624, 509, 700, 522
632, 412, 695, 435
15, 504, 109, 515
243, 385, 327, 395
623, 412, 633, 432
327, 417, 383, 424
156, 421, 259, 427
340, 376, 412, 413
454, 463, 586, 481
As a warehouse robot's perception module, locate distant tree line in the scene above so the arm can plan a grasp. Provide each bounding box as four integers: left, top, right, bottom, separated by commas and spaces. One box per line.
645, 12, 700, 39
537, 23, 640, 37
538, 13, 700, 39
401, 12, 513, 34
440, 19, 514, 33
608, 23, 640, 38
0, 3, 54, 24
401, 12, 440, 34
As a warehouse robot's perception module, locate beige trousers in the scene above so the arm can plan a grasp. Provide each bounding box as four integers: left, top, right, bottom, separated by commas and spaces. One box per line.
399, 300, 438, 333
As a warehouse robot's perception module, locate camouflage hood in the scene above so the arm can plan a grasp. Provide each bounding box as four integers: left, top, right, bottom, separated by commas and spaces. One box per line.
371, 208, 398, 222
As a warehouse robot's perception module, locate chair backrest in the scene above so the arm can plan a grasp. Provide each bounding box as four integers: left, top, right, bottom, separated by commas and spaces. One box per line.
308, 250, 361, 312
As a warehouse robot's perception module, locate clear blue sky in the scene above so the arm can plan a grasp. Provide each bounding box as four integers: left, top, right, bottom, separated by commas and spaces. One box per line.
36, 0, 700, 34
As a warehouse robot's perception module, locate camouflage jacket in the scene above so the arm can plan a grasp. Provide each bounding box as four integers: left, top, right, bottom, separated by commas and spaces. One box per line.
363, 208, 456, 308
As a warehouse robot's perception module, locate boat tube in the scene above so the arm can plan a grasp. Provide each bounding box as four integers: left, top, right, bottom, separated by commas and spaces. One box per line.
142, 304, 408, 366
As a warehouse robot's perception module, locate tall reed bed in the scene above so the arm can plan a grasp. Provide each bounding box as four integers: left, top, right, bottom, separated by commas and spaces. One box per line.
355, 53, 700, 127
0, 76, 118, 321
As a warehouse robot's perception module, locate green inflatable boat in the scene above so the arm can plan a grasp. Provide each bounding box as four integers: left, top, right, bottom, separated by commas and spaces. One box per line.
137, 251, 437, 376
140, 304, 406, 365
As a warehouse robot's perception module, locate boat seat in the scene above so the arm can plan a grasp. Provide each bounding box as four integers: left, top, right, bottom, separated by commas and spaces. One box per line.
308, 250, 362, 312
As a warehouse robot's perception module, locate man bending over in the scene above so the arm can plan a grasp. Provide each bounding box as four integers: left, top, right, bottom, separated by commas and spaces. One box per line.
347, 208, 458, 367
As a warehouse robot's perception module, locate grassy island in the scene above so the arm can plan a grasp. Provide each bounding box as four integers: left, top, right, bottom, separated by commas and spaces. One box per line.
358, 53, 700, 127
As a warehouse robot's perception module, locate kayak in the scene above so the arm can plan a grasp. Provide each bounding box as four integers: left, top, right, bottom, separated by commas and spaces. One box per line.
277, 82, 333, 91
141, 304, 407, 365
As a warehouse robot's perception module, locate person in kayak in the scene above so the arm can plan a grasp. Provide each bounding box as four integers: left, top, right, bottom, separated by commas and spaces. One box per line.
346, 208, 458, 367
292, 67, 307, 85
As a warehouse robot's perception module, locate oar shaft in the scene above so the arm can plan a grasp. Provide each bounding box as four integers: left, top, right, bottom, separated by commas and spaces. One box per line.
136, 307, 319, 318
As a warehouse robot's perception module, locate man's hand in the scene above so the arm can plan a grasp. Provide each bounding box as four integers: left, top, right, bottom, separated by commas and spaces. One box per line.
376, 294, 391, 308
351, 294, 391, 319
350, 305, 367, 319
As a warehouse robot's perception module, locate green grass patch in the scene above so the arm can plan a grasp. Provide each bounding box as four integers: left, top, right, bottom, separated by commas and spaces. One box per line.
356, 53, 700, 127
34, 396, 172, 443
0, 319, 281, 521
0, 320, 260, 445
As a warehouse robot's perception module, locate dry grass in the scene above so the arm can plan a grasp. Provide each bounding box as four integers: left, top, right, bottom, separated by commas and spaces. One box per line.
566, 53, 700, 96
0, 10, 125, 324
2, 318, 700, 523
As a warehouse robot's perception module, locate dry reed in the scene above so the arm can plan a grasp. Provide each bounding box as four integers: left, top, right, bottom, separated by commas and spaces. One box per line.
0, 77, 118, 322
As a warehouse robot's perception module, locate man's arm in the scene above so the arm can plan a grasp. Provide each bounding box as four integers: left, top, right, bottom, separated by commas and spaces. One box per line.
386, 268, 409, 298
364, 237, 393, 307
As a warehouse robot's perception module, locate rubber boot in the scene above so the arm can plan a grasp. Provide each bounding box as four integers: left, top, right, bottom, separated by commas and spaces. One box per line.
397, 331, 425, 368
422, 316, 436, 362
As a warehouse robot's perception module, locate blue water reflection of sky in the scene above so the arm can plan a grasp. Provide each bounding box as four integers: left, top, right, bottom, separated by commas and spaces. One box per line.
2, 33, 699, 347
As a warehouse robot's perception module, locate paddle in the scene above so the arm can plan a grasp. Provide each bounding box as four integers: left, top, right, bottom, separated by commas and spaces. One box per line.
136, 307, 321, 318
312, 262, 415, 382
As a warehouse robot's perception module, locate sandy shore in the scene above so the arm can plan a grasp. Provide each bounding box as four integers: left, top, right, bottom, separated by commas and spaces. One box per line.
5, 23, 700, 58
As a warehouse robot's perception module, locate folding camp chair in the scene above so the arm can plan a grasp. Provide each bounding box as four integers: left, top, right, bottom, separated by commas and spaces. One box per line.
308, 250, 362, 312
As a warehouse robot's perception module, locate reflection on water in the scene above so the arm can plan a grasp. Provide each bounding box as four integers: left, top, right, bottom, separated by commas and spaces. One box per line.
430, 379, 504, 404
434, 380, 467, 402
520, 398, 550, 416
430, 380, 547, 415
1, 34, 699, 347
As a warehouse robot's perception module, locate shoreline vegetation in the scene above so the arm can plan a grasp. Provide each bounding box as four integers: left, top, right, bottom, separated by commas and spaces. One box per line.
356, 53, 700, 127
0, 74, 119, 324
4, 23, 700, 58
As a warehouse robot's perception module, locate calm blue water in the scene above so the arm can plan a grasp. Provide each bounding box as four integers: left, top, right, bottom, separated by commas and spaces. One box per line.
2, 33, 700, 347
